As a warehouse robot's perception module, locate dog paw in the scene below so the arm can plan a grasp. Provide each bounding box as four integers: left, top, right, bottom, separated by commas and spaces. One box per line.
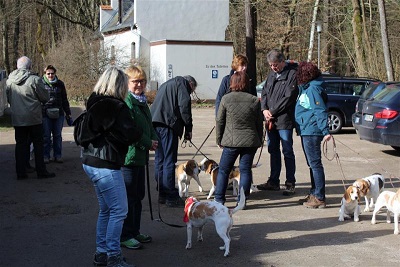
338, 217, 344, 222
371, 219, 376, 224
198, 187, 203, 192
219, 245, 225, 251
364, 208, 370, 212
394, 230, 399, 235
223, 251, 230, 257
186, 243, 192, 249
354, 218, 359, 222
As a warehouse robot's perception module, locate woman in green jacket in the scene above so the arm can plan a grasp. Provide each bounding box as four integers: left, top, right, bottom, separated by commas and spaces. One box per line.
120, 66, 158, 249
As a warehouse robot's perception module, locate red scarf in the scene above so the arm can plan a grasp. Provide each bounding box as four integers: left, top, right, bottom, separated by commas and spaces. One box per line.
183, 197, 195, 222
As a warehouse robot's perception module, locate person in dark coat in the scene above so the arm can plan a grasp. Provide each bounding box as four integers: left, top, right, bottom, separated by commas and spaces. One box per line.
214, 71, 263, 206
42, 65, 72, 163
150, 75, 197, 208
257, 49, 299, 196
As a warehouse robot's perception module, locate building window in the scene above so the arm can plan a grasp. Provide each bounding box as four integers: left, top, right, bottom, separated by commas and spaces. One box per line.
131, 42, 136, 59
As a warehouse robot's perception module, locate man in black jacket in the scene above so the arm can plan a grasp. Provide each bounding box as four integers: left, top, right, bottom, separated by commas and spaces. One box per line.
150, 75, 197, 207
257, 49, 298, 196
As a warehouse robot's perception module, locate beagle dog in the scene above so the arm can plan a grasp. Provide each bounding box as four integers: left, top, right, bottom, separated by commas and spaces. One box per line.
183, 188, 245, 256
371, 189, 400, 234
199, 158, 245, 199
353, 173, 385, 212
176, 160, 202, 198
338, 185, 361, 222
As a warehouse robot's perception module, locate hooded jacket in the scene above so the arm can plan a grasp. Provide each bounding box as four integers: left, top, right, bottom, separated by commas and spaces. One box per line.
82, 93, 143, 170
150, 76, 193, 138
295, 78, 330, 136
6, 68, 49, 126
261, 62, 298, 130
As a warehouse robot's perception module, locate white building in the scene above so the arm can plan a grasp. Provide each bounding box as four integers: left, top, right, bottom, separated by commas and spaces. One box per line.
99, 0, 233, 99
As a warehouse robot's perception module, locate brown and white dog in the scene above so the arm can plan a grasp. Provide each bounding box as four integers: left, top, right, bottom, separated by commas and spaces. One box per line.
338, 185, 361, 222
353, 173, 385, 212
183, 188, 245, 256
176, 160, 202, 198
371, 189, 400, 234
199, 158, 258, 200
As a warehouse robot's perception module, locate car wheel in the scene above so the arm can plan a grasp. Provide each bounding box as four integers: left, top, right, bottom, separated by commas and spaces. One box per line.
328, 111, 343, 134
391, 146, 400, 151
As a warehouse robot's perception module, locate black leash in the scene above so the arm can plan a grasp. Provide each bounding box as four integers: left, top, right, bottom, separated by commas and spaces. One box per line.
191, 126, 214, 160
181, 139, 209, 160
146, 162, 185, 228
252, 124, 267, 168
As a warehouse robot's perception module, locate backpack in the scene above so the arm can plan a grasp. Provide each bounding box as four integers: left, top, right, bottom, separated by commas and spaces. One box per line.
72, 110, 101, 148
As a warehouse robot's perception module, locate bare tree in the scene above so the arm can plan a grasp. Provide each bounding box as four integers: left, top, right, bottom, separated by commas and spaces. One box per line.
378, 0, 394, 81
245, 0, 257, 90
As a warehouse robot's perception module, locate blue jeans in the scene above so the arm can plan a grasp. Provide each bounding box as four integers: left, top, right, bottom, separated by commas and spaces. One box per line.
121, 166, 145, 241
267, 128, 296, 185
214, 147, 257, 204
154, 126, 179, 201
43, 115, 64, 159
83, 165, 128, 257
301, 135, 325, 200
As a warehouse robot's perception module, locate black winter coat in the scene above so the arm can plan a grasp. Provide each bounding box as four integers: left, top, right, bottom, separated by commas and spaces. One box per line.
82, 93, 143, 170
260, 63, 298, 130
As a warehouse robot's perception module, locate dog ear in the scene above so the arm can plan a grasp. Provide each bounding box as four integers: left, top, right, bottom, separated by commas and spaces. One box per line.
344, 187, 351, 203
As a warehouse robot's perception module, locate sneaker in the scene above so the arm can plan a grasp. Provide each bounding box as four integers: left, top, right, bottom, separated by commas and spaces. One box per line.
54, 157, 63, 163
303, 195, 326, 209
93, 252, 107, 266
282, 182, 295, 196
107, 253, 135, 267
134, 233, 152, 243
166, 197, 185, 208
120, 238, 142, 249
298, 194, 312, 205
257, 180, 280, 191
44, 158, 50, 164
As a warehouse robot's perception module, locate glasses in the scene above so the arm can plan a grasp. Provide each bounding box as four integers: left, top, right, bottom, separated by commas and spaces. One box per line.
132, 79, 146, 84
46, 72, 55, 75
269, 62, 281, 68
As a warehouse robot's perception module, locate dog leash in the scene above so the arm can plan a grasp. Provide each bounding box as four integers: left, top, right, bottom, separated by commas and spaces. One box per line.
322, 136, 349, 191
252, 124, 267, 168
191, 126, 215, 160
146, 162, 185, 228
181, 139, 210, 160
329, 136, 398, 188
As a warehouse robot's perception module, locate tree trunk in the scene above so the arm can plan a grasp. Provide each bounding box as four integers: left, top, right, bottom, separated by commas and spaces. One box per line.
378, 0, 394, 81
307, 0, 320, 62
351, 0, 367, 76
12, 0, 21, 68
245, 0, 257, 92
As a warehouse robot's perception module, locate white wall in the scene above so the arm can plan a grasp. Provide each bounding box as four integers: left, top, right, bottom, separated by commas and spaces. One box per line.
150, 41, 233, 100
103, 31, 140, 68
134, 0, 229, 41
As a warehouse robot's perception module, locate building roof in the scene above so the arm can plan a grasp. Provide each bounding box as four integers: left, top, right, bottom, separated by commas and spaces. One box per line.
101, 2, 135, 34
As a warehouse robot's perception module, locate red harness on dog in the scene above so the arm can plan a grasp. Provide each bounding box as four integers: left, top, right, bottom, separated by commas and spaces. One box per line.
183, 197, 195, 222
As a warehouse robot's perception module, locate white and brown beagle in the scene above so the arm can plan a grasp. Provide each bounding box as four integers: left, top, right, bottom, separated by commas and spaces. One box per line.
183, 188, 245, 256
176, 160, 202, 198
371, 189, 400, 234
199, 158, 257, 200
338, 185, 361, 222
353, 173, 385, 212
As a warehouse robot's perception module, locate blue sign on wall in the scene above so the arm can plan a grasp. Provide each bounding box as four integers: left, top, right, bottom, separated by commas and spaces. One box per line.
212, 70, 218, 79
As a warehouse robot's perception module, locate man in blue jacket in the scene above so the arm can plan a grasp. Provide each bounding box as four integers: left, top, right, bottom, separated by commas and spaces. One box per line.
150, 75, 197, 207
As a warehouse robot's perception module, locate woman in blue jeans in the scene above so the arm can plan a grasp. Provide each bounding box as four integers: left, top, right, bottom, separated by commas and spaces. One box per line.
42, 65, 72, 163
81, 67, 142, 267
214, 71, 263, 206
295, 62, 331, 209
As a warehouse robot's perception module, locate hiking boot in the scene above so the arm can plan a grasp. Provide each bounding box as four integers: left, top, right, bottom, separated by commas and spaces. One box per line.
298, 194, 312, 205
93, 252, 107, 266
134, 233, 152, 243
282, 182, 295, 196
120, 238, 142, 249
107, 253, 135, 267
257, 180, 280, 191
166, 197, 185, 208
303, 195, 326, 209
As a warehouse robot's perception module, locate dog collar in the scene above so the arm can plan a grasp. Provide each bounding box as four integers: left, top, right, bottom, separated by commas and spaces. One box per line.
211, 165, 219, 172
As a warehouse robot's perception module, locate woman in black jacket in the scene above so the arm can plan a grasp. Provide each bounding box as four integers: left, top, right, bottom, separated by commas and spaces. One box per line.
82, 67, 142, 267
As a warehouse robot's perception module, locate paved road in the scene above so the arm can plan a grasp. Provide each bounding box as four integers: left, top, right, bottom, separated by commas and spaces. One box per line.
1, 107, 399, 267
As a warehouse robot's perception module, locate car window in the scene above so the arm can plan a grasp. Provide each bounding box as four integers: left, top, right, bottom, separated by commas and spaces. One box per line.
322, 82, 341, 94
361, 82, 380, 99
373, 86, 400, 102
343, 82, 365, 96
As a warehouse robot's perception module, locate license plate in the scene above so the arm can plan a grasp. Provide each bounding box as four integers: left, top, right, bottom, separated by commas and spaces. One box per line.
364, 114, 373, 121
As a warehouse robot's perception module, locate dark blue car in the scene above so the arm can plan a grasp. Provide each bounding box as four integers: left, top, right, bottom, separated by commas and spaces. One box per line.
352, 83, 400, 151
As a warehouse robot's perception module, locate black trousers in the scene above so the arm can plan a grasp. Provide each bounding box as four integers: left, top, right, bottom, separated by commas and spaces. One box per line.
14, 124, 47, 176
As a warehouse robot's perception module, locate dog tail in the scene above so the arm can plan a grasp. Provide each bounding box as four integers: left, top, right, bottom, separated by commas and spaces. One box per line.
232, 187, 245, 214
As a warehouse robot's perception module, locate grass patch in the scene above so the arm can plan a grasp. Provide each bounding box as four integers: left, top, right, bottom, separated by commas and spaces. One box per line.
0, 114, 12, 132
